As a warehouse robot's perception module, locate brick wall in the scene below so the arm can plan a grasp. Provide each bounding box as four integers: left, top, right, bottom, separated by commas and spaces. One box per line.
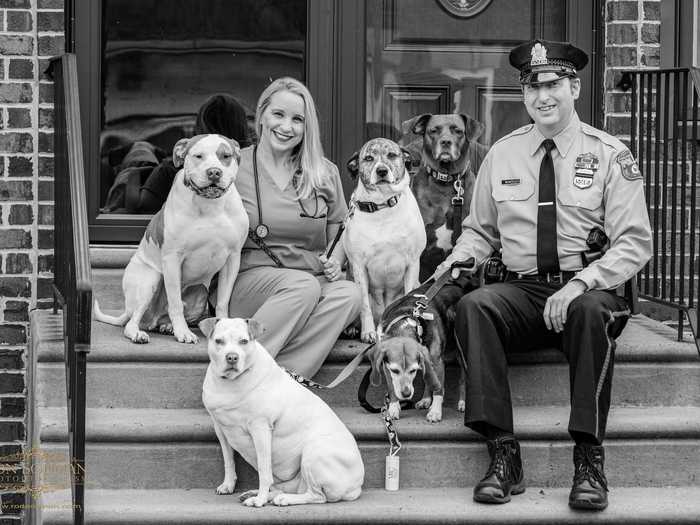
604, 0, 662, 141
0, 0, 62, 520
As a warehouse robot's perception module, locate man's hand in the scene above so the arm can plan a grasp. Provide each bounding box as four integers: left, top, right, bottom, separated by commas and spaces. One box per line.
543, 279, 587, 333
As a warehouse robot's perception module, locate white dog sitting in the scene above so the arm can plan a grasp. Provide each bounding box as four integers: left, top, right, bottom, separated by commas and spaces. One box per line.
343, 138, 427, 343
200, 317, 365, 507
94, 134, 248, 344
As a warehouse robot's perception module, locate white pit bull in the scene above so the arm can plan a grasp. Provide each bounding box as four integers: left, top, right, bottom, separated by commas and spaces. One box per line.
200, 317, 364, 507
94, 134, 248, 344
343, 138, 427, 343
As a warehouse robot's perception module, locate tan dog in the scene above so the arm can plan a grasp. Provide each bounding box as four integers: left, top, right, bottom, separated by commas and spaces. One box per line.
343, 138, 427, 343
200, 317, 364, 507
94, 134, 248, 343
369, 335, 443, 422
405, 113, 487, 281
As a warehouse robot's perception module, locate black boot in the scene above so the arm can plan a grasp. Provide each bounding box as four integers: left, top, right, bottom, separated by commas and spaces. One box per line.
569, 443, 609, 510
473, 436, 525, 504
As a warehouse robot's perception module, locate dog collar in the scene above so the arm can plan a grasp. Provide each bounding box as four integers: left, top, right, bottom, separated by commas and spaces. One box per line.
425, 164, 468, 184
184, 177, 233, 199
352, 194, 401, 213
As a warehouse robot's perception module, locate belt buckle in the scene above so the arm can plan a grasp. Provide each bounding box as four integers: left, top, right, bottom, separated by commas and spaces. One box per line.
546, 272, 564, 284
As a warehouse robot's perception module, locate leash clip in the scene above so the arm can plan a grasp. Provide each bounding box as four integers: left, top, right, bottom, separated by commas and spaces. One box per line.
452, 178, 464, 205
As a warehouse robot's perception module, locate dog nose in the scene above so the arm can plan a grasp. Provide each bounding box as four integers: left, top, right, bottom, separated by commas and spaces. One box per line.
225, 353, 239, 365
401, 386, 412, 398
440, 138, 452, 147
207, 167, 222, 182
376, 166, 389, 179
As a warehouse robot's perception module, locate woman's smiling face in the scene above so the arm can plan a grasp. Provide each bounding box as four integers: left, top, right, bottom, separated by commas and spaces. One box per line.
260, 90, 306, 155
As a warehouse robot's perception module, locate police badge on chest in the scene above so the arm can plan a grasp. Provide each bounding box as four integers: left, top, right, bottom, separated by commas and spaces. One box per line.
573, 152, 599, 189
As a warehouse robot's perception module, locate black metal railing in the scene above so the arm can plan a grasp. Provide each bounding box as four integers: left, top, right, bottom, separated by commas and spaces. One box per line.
625, 67, 700, 350
48, 53, 91, 525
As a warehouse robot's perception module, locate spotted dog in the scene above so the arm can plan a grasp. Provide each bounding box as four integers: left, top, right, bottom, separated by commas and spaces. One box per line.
406, 113, 488, 281
94, 134, 249, 344
343, 138, 427, 344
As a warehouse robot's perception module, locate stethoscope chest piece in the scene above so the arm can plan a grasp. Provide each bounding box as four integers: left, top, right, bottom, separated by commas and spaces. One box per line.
255, 223, 270, 239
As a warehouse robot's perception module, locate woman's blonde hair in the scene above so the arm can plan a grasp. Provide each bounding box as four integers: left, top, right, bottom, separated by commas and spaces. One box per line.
255, 77, 325, 199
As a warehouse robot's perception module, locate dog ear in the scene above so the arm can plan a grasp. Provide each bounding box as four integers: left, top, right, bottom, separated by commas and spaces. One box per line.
172, 138, 191, 168
417, 345, 442, 393
198, 317, 220, 339
459, 114, 486, 142
346, 151, 360, 179
408, 113, 433, 136
401, 147, 415, 173
246, 318, 265, 340
369, 344, 387, 386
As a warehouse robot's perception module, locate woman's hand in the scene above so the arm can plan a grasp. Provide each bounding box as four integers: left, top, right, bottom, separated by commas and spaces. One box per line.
319, 254, 342, 282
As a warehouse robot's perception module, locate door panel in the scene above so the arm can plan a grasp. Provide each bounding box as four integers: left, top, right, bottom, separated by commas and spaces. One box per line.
365, 0, 592, 148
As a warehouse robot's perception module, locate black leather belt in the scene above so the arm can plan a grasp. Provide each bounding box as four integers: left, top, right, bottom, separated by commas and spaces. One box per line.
504, 270, 578, 285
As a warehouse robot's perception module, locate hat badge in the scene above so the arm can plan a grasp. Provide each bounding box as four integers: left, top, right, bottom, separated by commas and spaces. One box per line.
530, 43, 548, 66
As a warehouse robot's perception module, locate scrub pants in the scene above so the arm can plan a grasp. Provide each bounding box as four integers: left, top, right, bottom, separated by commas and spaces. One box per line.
454, 279, 630, 443
227, 266, 361, 378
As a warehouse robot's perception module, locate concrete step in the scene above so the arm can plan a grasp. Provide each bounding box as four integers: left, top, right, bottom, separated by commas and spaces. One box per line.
37, 353, 700, 409
37, 406, 700, 490
40, 487, 700, 524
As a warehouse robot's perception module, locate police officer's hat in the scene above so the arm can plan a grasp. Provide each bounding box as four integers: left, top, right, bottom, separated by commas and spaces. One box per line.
509, 39, 588, 85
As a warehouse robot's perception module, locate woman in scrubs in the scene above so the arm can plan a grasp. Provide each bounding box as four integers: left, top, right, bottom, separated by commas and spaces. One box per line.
226, 77, 360, 378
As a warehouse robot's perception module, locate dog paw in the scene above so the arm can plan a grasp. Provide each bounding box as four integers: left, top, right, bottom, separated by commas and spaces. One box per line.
361, 330, 377, 344
238, 489, 257, 502
243, 495, 267, 507
387, 402, 401, 420
216, 480, 236, 495
272, 493, 291, 506
457, 400, 466, 412
415, 398, 432, 410
426, 408, 443, 423
175, 329, 199, 344
130, 330, 149, 344
158, 323, 174, 335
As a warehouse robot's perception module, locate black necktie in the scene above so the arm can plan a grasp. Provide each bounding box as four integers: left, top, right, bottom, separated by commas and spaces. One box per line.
537, 139, 559, 274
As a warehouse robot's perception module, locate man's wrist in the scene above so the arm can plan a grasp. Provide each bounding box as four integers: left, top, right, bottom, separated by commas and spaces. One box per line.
569, 278, 588, 292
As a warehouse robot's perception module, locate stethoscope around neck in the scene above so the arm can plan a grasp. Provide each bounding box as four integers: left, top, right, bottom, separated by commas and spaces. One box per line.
252, 145, 326, 239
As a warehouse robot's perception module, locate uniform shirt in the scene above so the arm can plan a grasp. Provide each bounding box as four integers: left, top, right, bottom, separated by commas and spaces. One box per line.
236, 145, 348, 275
443, 112, 652, 291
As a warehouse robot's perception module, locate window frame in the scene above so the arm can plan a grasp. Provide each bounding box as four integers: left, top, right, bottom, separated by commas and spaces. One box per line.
74, 0, 340, 243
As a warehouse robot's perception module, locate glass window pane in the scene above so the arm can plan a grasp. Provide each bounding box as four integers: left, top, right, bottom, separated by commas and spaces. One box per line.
100, 0, 306, 214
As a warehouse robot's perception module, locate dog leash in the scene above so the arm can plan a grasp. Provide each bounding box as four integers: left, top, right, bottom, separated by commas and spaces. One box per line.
284, 341, 375, 390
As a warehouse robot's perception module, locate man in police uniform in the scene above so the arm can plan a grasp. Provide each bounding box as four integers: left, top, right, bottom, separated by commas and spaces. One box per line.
434, 40, 652, 510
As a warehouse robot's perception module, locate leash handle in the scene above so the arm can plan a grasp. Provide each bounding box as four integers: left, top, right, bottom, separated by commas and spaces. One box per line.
325, 222, 345, 259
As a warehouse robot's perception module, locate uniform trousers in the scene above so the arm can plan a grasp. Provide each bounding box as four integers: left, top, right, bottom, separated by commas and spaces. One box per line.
454, 279, 630, 443
227, 266, 361, 378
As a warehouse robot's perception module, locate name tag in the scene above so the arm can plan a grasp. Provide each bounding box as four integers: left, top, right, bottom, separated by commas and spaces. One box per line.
501, 178, 521, 185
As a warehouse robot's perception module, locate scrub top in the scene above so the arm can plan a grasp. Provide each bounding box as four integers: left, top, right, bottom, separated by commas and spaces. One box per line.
235, 145, 348, 275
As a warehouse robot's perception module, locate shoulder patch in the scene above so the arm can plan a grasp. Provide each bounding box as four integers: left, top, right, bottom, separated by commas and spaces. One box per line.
616, 150, 642, 181
144, 209, 165, 247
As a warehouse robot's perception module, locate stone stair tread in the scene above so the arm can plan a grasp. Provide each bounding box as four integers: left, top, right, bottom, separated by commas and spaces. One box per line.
40, 486, 700, 524
38, 314, 699, 364
39, 405, 700, 443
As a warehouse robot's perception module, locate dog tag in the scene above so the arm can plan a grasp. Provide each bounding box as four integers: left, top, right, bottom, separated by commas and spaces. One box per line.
255, 223, 270, 239
385, 455, 400, 491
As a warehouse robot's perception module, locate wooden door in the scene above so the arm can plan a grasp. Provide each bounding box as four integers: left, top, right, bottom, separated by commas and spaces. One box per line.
364, 0, 596, 148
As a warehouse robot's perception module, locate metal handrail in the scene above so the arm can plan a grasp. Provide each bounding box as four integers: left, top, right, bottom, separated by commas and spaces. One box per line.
625, 67, 700, 352
48, 53, 91, 525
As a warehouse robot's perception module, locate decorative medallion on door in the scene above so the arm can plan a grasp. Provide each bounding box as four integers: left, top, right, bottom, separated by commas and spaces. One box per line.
436, 0, 492, 18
